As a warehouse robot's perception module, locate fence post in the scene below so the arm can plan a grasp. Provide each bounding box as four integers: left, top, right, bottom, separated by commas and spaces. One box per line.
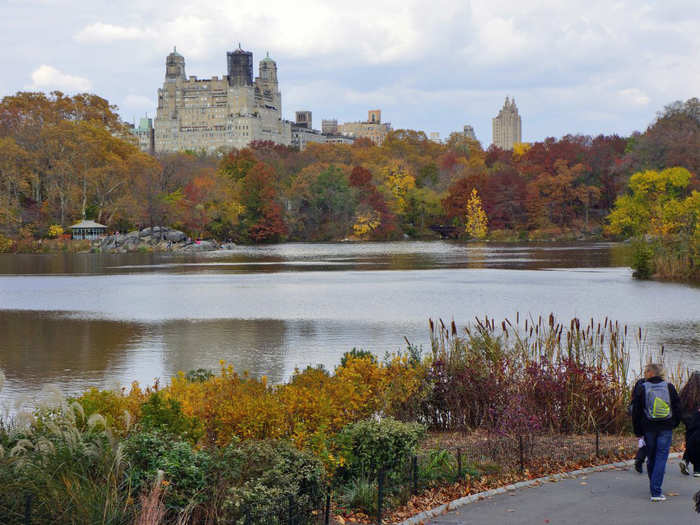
288, 494, 294, 525
519, 435, 524, 473
595, 429, 600, 457
377, 468, 385, 525
457, 448, 462, 479
324, 489, 331, 525
412, 456, 418, 495
24, 493, 32, 525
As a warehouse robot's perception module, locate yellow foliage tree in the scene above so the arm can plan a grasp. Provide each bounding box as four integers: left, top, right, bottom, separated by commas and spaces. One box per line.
606, 167, 699, 237
380, 161, 416, 214
352, 211, 381, 239
465, 188, 488, 239
512, 142, 531, 158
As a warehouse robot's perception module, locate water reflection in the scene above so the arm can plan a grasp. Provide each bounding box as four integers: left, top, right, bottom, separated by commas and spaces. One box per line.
0, 242, 697, 406
0, 241, 627, 275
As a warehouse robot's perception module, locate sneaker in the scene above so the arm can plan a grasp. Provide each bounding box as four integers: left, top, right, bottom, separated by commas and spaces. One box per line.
650, 495, 667, 502
693, 472, 700, 478
681, 462, 690, 476
635, 459, 643, 473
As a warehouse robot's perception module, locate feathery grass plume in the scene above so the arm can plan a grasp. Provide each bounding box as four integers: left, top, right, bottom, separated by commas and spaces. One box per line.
133, 470, 167, 525
418, 314, 670, 433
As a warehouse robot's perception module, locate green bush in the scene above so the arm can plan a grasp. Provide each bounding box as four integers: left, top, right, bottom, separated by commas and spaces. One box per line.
184, 368, 215, 382
218, 440, 326, 524
139, 392, 203, 443
336, 417, 426, 478
124, 430, 210, 512
631, 239, 655, 279
339, 348, 376, 368
339, 475, 377, 515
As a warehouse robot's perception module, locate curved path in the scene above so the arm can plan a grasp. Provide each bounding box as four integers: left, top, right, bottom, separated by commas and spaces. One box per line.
425, 463, 700, 524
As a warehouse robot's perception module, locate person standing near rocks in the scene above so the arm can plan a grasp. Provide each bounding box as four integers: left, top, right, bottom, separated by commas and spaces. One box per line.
632, 363, 681, 502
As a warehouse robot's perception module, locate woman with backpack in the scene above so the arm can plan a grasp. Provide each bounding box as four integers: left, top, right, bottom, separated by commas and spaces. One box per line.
678, 371, 700, 476
632, 363, 681, 502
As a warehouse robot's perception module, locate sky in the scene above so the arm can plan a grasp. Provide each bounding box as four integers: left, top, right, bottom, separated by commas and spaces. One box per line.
1, 0, 699, 145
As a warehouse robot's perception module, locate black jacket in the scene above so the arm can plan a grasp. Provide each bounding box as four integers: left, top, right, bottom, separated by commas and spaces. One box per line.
632, 376, 681, 436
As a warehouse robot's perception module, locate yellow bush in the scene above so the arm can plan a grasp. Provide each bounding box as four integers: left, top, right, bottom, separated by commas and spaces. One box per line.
0, 234, 13, 253
47, 224, 64, 238
74, 355, 423, 465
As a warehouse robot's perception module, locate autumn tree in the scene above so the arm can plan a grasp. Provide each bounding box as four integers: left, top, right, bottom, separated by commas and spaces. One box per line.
465, 189, 488, 239
606, 167, 699, 237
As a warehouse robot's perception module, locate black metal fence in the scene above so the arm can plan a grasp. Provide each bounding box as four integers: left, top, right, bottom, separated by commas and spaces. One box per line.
3, 432, 655, 525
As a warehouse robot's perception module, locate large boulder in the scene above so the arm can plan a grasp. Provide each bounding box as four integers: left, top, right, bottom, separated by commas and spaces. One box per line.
165, 230, 186, 243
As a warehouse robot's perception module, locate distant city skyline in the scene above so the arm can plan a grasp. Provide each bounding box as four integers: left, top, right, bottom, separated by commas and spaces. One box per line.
1, 0, 698, 144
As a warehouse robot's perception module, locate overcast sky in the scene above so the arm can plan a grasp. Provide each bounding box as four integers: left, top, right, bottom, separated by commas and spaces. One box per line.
1, 0, 699, 144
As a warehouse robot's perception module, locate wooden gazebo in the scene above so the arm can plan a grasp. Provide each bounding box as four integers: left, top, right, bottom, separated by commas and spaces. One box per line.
70, 220, 107, 240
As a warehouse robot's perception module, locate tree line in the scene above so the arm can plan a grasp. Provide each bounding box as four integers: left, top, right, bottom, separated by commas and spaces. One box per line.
0, 91, 698, 244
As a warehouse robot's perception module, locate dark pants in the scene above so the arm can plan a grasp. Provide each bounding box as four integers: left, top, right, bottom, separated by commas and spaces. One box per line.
686, 430, 700, 471
645, 430, 673, 497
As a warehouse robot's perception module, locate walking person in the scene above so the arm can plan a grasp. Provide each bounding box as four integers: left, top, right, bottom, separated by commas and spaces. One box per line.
629, 376, 648, 473
632, 363, 681, 502
678, 371, 700, 476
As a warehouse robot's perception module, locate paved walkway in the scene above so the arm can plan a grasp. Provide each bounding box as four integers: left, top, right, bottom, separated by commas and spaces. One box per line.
426, 462, 700, 524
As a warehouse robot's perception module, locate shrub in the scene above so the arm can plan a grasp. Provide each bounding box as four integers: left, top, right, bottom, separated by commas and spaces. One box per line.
0, 234, 14, 253
124, 431, 211, 512
335, 417, 426, 478
339, 348, 376, 368
47, 224, 64, 238
631, 238, 655, 279
339, 476, 377, 515
218, 440, 325, 524
139, 392, 203, 443
0, 402, 133, 525
184, 368, 214, 382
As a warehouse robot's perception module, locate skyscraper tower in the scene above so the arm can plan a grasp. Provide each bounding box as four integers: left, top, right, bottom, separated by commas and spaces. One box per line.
492, 97, 522, 150
227, 44, 253, 87
165, 47, 186, 81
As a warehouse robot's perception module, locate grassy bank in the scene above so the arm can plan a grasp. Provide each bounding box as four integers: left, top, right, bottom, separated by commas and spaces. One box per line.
0, 315, 682, 524
0, 235, 92, 254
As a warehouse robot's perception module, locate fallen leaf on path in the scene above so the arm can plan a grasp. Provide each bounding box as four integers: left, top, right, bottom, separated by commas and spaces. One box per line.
580, 482, 588, 485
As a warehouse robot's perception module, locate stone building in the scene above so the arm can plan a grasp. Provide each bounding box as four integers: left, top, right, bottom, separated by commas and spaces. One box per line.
153, 46, 291, 152
321, 119, 338, 135
463, 125, 476, 141
338, 110, 391, 145
492, 97, 522, 150
132, 117, 155, 154
291, 111, 354, 150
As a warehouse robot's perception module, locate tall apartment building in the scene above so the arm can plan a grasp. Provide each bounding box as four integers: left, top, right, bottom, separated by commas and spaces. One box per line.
338, 110, 392, 145
153, 46, 291, 152
492, 97, 522, 150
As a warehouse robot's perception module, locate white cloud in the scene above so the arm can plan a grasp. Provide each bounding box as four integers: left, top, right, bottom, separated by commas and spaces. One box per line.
27, 65, 91, 91
123, 94, 154, 111
619, 88, 651, 106
74, 22, 155, 43
5, 0, 699, 141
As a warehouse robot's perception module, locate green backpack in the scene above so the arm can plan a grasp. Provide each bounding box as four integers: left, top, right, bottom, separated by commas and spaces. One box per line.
643, 381, 672, 421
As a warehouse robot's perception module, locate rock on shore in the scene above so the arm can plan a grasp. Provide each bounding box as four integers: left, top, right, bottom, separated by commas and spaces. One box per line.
95, 227, 230, 253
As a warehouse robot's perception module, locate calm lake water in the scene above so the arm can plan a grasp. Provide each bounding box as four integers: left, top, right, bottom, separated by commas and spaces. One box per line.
0, 242, 699, 407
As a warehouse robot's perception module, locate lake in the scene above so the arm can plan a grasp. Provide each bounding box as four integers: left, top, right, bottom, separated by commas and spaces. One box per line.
0, 242, 699, 407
